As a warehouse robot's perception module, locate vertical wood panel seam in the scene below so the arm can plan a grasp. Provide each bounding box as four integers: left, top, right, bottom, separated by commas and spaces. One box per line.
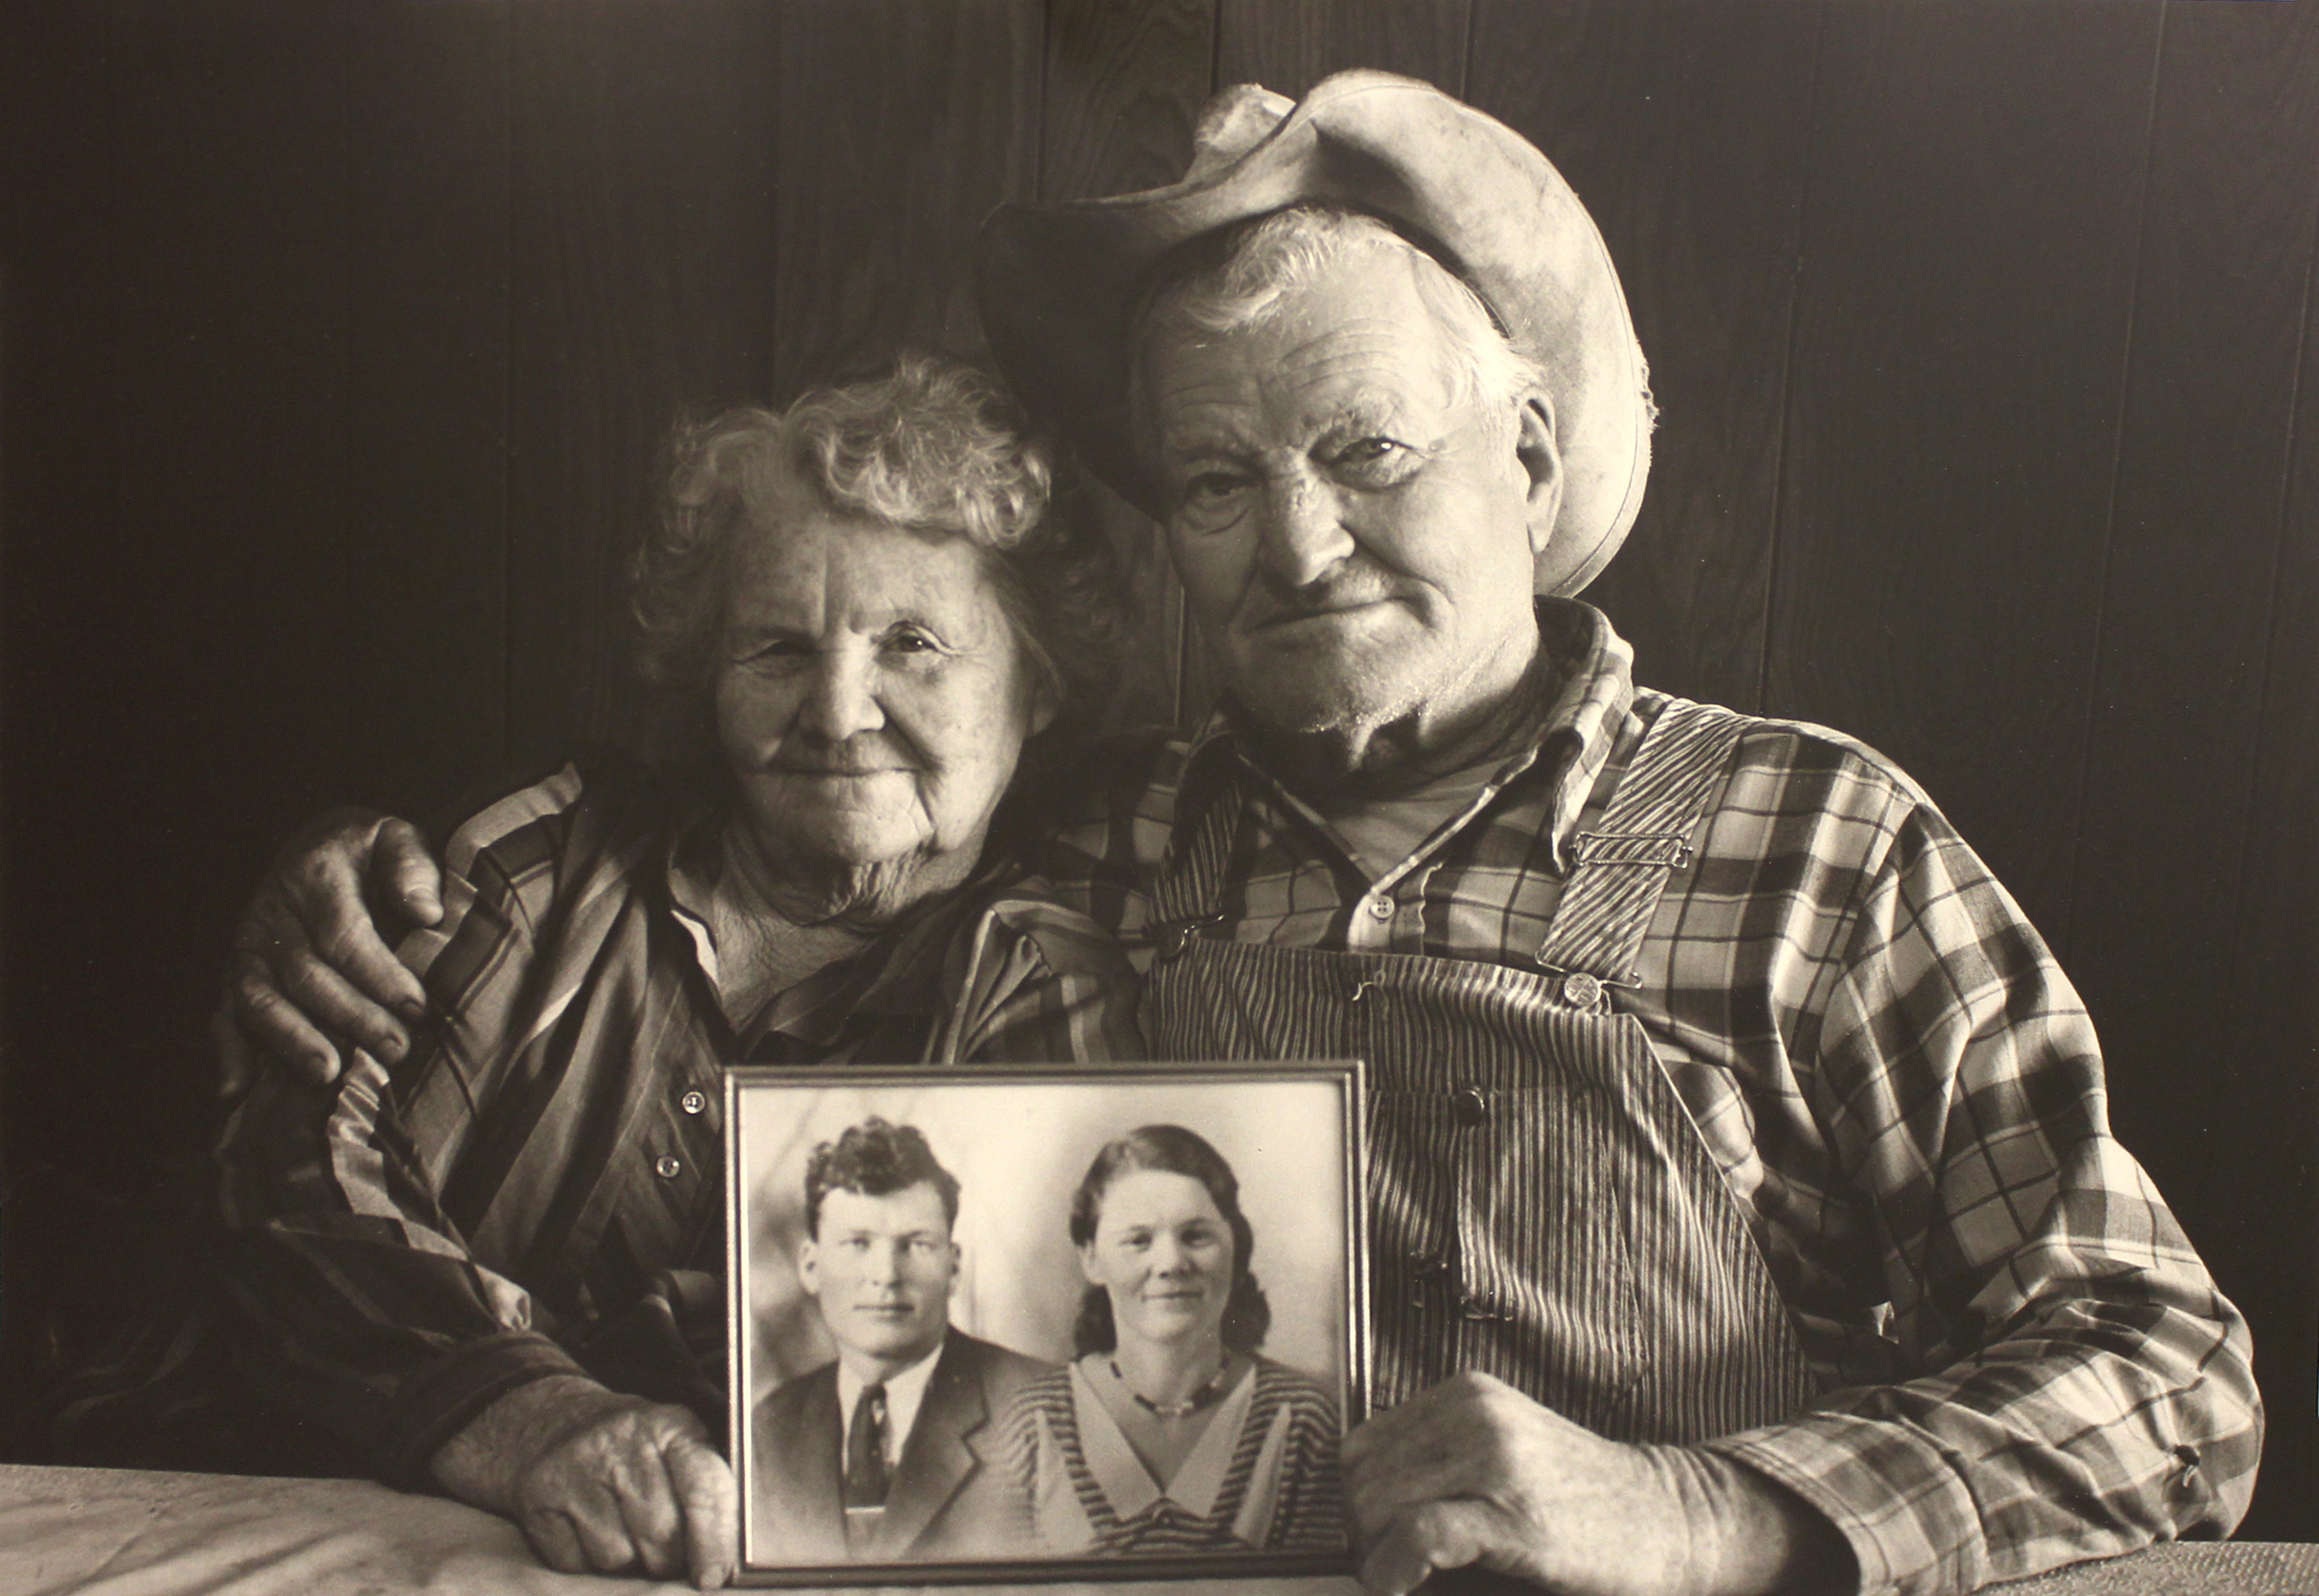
1031, 0, 1048, 203
338, 0, 357, 796
769, 4, 784, 406
501, 4, 518, 764
2220, 136, 2319, 1027
1454, 0, 1475, 103
2056, 0, 2171, 961
1757, 0, 1829, 717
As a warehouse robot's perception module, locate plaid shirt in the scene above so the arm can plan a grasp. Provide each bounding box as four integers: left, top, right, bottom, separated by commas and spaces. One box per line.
1027, 599, 2261, 1596
216, 759, 1140, 1482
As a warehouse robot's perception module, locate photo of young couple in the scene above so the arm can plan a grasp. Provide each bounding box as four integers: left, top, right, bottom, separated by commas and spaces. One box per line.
730, 1073, 1360, 1579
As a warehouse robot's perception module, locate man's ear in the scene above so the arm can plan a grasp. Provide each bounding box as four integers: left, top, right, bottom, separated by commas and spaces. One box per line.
797, 1236, 820, 1296
1515, 390, 1563, 558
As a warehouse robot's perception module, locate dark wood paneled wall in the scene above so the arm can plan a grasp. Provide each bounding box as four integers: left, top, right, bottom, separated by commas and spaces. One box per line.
5, 0, 2313, 1538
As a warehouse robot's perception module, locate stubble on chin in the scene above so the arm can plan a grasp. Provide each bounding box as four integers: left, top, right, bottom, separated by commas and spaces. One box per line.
1224, 646, 1428, 778
1225, 627, 1549, 793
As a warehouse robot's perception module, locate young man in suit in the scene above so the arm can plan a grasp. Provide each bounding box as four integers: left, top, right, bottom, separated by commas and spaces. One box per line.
750, 1118, 1041, 1564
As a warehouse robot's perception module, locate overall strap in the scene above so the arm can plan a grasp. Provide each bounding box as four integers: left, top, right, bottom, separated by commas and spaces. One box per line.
1147, 752, 1247, 959
1535, 696, 1749, 991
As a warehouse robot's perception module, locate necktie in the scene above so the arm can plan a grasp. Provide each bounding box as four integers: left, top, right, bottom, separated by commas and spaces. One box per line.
843, 1383, 890, 1510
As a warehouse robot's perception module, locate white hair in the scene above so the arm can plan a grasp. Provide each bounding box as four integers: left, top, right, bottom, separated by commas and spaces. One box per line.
632, 353, 1135, 725
1134, 206, 1551, 434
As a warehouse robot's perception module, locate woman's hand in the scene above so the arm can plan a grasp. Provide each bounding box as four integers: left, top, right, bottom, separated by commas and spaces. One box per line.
1342, 1373, 1850, 1596
433, 1373, 737, 1589
215, 806, 444, 1094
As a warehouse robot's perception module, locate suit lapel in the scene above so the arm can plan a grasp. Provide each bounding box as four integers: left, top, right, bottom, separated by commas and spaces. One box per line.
877, 1335, 986, 1555
766, 1367, 847, 1561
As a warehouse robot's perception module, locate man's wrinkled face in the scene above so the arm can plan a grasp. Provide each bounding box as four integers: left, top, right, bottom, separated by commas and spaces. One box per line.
1140, 249, 1553, 747
798, 1181, 958, 1370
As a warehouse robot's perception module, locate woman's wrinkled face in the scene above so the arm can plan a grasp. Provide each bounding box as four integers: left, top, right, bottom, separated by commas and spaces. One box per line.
1080, 1168, 1236, 1352
715, 460, 1052, 907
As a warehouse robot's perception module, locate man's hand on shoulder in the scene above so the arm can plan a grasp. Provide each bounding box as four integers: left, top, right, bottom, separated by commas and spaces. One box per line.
215, 806, 445, 1096
1343, 1373, 1851, 1596
433, 1373, 737, 1589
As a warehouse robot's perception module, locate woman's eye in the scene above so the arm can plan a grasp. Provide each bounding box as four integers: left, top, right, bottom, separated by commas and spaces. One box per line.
886, 629, 941, 656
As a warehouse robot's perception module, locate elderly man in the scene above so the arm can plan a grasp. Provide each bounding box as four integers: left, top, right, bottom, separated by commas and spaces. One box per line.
752, 1117, 1040, 1564
223, 72, 2257, 1596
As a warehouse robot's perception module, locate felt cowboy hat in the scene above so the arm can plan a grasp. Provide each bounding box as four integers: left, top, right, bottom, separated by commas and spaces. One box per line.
976, 69, 1653, 596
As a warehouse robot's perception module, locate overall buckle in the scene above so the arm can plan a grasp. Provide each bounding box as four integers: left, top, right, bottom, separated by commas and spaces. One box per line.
1153, 913, 1228, 962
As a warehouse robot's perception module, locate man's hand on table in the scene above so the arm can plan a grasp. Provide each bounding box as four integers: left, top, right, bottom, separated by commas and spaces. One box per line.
1343, 1373, 1851, 1596
215, 806, 444, 1096
433, 1373, 737, 1588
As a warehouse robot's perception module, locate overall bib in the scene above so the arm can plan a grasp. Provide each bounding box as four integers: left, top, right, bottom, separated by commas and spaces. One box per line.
1143, 699, 1818, 1440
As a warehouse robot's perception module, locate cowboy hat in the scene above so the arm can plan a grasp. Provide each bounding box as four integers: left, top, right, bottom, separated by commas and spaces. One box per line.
975, 69, 1653, 596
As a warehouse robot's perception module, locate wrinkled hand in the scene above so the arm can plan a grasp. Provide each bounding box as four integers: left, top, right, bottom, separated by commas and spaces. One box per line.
1342, 1373, 1847, 1596
435, 1374, 737, 1588
215, 807, 444, 1095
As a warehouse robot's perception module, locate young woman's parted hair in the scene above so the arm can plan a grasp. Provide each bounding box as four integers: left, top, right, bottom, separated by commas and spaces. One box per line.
1068, 1123, 1273, 1357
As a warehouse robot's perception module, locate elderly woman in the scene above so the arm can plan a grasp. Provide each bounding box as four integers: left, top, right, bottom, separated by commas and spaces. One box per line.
208, 355, 1140, 1587
1002, 1125, 1345, 1558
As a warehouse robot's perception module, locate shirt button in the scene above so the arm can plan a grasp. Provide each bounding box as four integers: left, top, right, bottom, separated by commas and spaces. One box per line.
1562, 971, 1605, 1010
654, 1155, 683, 1180
1365, 893, 1395, 921
679, 1090, 709, 1116
1453, 1086, 1490, 1126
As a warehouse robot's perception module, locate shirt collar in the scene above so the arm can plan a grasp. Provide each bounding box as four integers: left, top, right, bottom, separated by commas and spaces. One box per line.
1067, 1358, 1261, 1520
1180, 597, 1636, 873
837, 1331, 948, 1462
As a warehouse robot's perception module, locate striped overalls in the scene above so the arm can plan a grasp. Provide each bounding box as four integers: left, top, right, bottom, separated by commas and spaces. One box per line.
1143, 699, 1819, 1439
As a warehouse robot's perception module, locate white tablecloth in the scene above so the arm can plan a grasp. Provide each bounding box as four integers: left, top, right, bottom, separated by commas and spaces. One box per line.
4, 1464, 2313, 1596
0, 1464, 1360, 1596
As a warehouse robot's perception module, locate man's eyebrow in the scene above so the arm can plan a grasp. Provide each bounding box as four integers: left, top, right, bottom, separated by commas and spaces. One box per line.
1319, 396, 1421, 436
1160, 406, 1415, 463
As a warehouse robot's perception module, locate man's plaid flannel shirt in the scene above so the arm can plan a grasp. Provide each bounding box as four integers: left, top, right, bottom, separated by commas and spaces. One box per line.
1026, 598, 2261, 1596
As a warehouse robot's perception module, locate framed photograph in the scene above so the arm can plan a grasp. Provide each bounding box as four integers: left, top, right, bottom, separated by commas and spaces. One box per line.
724, 1062, 1367, 1586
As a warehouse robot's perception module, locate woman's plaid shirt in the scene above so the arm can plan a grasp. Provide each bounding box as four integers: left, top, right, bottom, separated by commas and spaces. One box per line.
215, 761, 1141, 1483
1026, 600, 2261, 1596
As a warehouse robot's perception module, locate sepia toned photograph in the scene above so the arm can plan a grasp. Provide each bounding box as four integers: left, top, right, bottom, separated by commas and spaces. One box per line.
5, 5, 2317, 1595
726, 1064, 1364, 1585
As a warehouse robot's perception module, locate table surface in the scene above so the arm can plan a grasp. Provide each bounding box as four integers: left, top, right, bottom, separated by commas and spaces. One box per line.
2, 1464, 2313, 1596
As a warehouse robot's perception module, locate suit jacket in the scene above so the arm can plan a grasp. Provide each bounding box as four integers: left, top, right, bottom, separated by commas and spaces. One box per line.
750, 1330, 1044, 1564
